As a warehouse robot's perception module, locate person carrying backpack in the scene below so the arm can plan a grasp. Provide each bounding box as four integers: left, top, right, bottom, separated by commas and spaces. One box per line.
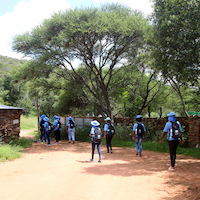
133, 115, 146, 157
66, 116, 76, 144
53, 115, 61, 144
42, 117, 51, 146
39, 114, 46, 144
89, 120, 102, 163
159, 111, 184, 171
104, 117, 115, 154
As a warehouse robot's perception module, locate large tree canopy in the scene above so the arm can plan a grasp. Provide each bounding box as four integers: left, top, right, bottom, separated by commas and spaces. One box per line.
12, 3, 150, 117
152, 0, 200, 83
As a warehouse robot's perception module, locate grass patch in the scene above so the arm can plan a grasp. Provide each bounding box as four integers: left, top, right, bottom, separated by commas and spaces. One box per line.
109, 138, 200, 159
0, 145, 23, 162
20, 115, 38, 130
0, 137, 33, 162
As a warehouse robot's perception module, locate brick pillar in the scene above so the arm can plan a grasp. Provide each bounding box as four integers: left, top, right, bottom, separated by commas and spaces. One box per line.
188, 116, 200, 147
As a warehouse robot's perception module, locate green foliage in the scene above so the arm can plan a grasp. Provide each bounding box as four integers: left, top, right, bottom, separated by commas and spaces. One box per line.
20, 115, 38, 130
0, 137, 33, 162
0, 144, 22, 162
12, 3, 150, 117
8, 137, 33, 148
114, 124, 133, 140
75, 125, 91, 142
152, 0, 200, 84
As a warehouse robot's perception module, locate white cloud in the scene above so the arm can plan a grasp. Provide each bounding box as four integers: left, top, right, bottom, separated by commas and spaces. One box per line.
0, 0, 71, 59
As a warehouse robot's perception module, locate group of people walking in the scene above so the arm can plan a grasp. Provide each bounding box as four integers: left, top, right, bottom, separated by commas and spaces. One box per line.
40, 111, 184, 171
90, 111, 184, 172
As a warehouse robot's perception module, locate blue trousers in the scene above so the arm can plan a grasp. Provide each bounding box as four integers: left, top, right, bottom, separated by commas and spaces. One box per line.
45, 130, 51, 144
135, 137, 143, 155
40, 129, 46, 142
92, 142, 101, 160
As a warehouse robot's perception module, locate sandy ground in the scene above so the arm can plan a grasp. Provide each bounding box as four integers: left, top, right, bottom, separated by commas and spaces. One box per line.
0, 130, 199, 200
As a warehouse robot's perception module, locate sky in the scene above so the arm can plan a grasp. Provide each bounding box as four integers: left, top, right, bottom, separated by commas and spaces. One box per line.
0, 0, 154, 60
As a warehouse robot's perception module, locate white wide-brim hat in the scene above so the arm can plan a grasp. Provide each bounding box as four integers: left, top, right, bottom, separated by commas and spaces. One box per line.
91, 120, 100, 126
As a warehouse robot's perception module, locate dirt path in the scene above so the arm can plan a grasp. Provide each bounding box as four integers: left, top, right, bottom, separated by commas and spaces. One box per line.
0, 130, 199, 200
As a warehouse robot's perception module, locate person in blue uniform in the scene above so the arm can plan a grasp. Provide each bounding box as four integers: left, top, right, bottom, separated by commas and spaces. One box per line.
104, 117, 114, 154
53, 115, 61, 144
132, 115, 146, 157
39, 114, 46, 144
43, 117, 51, 146
89, 120, 102, 163
66, 116, 76, 144
159, 111, 184, 171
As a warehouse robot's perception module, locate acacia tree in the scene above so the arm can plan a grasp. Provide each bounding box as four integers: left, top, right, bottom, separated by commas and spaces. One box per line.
12, 3, 149, 117
152, 0, 200, 116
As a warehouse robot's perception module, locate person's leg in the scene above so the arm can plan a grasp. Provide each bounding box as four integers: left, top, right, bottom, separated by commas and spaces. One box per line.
44, 131, 46, 143
139, 137, 143, 156
40, 129, 43, 142
91, 142, 95, 161
58, 130, 61, 141
55, 130, 59, 142
106, 135, 109, 153
46, 131, 51, 145
68, 130, 72, 142
135, 137, 139, 155
168, 140, 178, 168
97, 143, 101, 161
71, 129, 75, 143
109, 136, 113, 153
174, 140, 179, 167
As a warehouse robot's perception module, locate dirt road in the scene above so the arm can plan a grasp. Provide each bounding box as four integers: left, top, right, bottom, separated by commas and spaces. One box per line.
0, 130, 199, 200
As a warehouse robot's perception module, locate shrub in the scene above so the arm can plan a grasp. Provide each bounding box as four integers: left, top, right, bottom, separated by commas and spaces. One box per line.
114, 124, 133, 140
76, 125, 91, 142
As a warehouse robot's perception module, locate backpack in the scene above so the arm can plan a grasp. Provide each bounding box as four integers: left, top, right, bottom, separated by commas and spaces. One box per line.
48, 122, 53, 132
57, 120, 61, 129
107, 124, 115, 136
69, 120, 75, 129
170, 121, 181, 138
137, 123, 144, 136
94, 128, 102, 144
40, 119, 45, 129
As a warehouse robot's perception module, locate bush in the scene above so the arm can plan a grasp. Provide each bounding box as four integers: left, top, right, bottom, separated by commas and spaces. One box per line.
76, 125, 91, 142
114, 124, 133, 140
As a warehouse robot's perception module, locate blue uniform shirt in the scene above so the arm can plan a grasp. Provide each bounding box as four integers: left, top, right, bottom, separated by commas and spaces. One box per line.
53, 120, 58, 131
104, 123, 114, 135
133, 122, 146, 137
163, 121, 182, 141
66, 120, 76, 131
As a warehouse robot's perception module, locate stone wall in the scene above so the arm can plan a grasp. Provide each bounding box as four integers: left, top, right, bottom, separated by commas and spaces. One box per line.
61, 115, 200, 148
113, 115, 200, 148
0, 109, 23, 142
